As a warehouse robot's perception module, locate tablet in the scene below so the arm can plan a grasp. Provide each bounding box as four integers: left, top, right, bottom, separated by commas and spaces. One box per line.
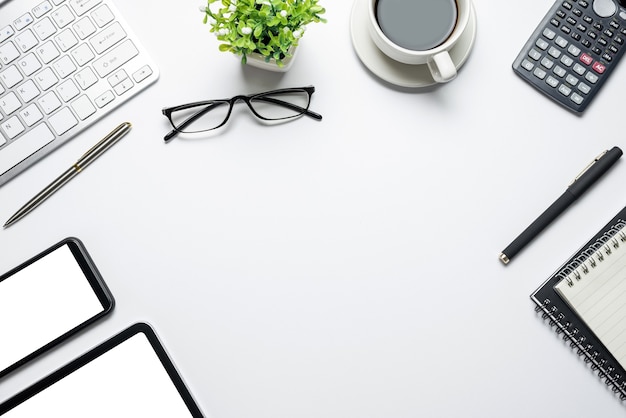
0, 323, 204, 417
0, 237, 114, 378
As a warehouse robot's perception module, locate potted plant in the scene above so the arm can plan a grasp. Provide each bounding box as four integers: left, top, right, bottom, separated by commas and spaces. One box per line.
201, 0, 327, 71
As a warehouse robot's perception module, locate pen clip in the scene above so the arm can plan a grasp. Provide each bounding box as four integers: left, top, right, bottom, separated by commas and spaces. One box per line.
569, 150, 608, 186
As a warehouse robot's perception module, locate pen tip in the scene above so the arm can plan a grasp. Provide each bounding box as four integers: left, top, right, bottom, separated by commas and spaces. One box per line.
499, 253, 510, 265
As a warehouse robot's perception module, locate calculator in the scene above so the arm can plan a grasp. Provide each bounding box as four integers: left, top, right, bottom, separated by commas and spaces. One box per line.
513, 0, 626, 113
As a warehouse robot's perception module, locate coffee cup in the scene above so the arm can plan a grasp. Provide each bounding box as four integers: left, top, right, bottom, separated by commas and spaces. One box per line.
367, 0, 472, 83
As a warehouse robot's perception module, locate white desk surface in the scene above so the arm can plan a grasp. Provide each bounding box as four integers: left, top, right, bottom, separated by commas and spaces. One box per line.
2, 0, 626, 416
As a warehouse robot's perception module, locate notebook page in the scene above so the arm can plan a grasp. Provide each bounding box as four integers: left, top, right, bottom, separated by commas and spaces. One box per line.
555, 236, 626, 369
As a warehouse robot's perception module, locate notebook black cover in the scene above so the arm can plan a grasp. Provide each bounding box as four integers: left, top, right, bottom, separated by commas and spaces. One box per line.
530, 205, 626, 400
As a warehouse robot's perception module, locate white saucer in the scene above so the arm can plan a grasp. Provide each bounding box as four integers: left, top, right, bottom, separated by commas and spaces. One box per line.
350, 0, 477, 88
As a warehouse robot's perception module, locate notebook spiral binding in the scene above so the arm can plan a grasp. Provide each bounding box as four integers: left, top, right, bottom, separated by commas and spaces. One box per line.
555, 220, 626, 288
534, 219, 626, 400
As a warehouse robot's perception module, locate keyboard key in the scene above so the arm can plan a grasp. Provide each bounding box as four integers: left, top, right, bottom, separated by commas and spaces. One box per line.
0, 92, 22, 115
91, 5, 114, 27
33, 17, 57, 40
17, 53, 43, 76
54, 29, 79, 52
71, 43, 95, 66
14, 30, 38, 52
52, 55, 77, 78
0, 116, 25, 139
0, 123, 54, 175
33, 1, 54, 18
16, 80, 40, 102
48, 107, 77, 134
73, 17, 96, 39
93, 39, 138, 77
71, 95, 96, 120
0, 26, 15, 43
14, 13, 34, 30
20, 104, 44, 126
34, 67, 59, 90
0, 65, 24, 88
94, 90, 114, 107
0, 42, 20, 65
90, 22, 126, 54
69, 0, 103, 16
36, 40, 60, 63
57, 79, 80, 101
39, 91, 62, 113
51, 5, 75, 28
132, 65, 153, 82
74, 67, 97, 89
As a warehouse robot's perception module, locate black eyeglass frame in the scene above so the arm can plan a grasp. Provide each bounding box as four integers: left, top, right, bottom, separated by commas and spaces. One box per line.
161, 86, 322, 142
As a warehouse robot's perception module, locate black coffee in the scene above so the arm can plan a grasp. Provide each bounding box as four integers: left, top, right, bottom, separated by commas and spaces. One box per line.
375, 0, 458, 51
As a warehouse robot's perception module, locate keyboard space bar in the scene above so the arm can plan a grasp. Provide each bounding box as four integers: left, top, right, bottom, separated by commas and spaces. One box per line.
0, 124, 55, 176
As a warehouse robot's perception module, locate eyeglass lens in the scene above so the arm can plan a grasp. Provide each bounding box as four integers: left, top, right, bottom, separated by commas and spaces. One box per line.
169, 89, 311, 133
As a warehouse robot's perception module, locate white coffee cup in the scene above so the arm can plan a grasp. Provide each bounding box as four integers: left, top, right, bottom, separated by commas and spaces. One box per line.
367, 0, 471, 83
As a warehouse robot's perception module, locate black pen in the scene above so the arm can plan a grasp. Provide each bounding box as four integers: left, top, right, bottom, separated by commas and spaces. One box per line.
499, 146, 623, 265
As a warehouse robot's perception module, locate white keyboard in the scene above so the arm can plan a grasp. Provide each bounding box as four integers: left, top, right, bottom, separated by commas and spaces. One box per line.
0, 0, 158, 186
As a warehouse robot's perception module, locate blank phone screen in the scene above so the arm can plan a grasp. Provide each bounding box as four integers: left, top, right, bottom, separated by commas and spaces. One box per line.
0, 242, 109, 376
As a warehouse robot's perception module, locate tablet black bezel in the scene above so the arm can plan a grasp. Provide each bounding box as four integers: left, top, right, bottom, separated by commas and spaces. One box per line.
0, 323, 204, 417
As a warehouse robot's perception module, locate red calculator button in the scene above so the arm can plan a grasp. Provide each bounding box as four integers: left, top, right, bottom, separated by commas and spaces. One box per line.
592, 61, 606, 73
580, 53, 593, 65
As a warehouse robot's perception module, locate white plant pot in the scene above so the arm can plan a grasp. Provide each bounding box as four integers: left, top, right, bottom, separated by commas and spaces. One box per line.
244, 46, 298, 72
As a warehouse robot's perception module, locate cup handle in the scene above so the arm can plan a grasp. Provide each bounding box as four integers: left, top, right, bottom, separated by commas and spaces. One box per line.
427, 51, 457, 83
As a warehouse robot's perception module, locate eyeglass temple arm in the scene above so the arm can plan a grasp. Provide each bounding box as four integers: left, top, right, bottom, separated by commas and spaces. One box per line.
255, 97, 323, 120
163, 102, 222, 142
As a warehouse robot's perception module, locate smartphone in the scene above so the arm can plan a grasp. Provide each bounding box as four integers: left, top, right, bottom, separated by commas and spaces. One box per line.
0, 237, 114, 379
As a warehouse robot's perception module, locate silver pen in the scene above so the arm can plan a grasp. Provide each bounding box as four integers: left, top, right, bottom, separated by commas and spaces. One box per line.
4, 122, 132, 228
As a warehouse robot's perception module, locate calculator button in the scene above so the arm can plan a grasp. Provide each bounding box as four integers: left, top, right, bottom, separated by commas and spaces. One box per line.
546, 76, 560, 87
585, 71, 599, 83
529, 48, 542, 60
580, 53, 593, 64
542, 57, 555, 68
578, 82, 591, 93
521, 59, 535, 71
568, 44, 582, 56
579, 0, 589, 7
536, 38, 550, 50
573, 63, 587, 74
543, 28, 557, 39
583, 15, 593, 23
562, 1, 572, 10
554, 65, 567, 77
571, 93, 584, 104
566, 74, 579, 85
549, 46, 562, 58
558, 84, 572, 96
592, 61, 607, 73
534, 67, 547, 79
561, 55, 574, 66
556, 35, 569, 47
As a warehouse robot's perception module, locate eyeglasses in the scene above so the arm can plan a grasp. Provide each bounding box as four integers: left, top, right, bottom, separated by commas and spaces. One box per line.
161, 86, 322, 142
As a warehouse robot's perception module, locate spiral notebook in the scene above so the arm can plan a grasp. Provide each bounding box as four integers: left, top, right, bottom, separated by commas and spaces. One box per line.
531, 205, 626, 400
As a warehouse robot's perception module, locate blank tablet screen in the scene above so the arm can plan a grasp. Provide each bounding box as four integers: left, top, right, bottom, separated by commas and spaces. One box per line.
0, 239, 112, 377
0, 324, 203, 417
